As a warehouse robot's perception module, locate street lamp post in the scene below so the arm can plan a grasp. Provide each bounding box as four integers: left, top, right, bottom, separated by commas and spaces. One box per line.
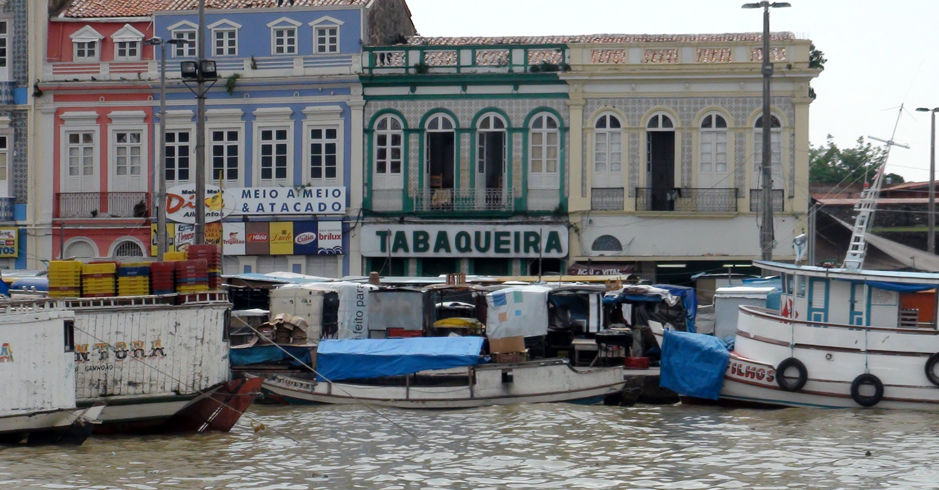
916, 107, 939, 254
145, 37, 191, 261
743, 1, 790, 261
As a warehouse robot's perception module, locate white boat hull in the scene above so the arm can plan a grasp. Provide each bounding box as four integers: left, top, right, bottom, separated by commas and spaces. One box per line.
262, 360, 626, 409
721, 306, 939, 410
0, 405, 104, 444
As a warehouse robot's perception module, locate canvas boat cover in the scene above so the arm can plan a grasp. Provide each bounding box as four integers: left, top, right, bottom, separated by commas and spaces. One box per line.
485, 286, 551, 339
315, 337, 485, 381
659, 329, 729, 400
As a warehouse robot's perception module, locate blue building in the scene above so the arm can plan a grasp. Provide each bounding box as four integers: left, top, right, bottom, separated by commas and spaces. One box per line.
145, 0, 415, 276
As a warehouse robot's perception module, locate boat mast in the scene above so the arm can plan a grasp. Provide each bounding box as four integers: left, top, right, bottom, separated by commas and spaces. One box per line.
842, 106, 909, 271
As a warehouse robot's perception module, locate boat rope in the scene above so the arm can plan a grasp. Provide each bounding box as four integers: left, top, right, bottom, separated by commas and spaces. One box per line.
234, 320, 420, 440
73, 325, 312, 447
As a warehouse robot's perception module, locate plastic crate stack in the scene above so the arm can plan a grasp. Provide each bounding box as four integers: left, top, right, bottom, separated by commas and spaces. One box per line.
188, 245, 221, 290
176, 259, 209, 293
48, 260, 83, 298
82, 262, 117, 298
164, 251, 187, 262
117, 262, 151, 296
150, 261, 176, 295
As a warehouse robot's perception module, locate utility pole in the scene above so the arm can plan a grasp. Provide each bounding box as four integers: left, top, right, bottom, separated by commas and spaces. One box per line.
916, 107, 938, 254
743, 1, 790, 261
195, 0, 207, 245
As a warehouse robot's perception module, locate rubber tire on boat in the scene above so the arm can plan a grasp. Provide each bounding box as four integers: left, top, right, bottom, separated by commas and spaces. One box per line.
850, 373, 884, 407
775, 357, 808, 392
925, 353, 939, 387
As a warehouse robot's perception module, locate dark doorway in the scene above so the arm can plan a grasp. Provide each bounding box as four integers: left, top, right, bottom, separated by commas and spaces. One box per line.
428, 132, 455, 209
479, 132, 505, 206
648, 132, 675, 211
473, 258, 510, 276
421, 258, 458, 277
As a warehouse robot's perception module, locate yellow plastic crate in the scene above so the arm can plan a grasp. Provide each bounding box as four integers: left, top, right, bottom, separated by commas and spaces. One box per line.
164, 252, 188, 262
82, 263, 117, 275
49, 261, 83, 271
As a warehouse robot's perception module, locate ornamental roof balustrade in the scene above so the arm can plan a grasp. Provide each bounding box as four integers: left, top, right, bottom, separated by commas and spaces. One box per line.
363, 44, 569, 76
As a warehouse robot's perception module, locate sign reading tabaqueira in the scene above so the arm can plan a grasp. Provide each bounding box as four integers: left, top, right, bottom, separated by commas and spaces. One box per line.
165, 185, 345, 224
360, 224, 568, 259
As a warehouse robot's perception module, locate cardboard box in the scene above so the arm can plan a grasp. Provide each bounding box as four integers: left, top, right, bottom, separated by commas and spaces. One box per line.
493, 350, 529, 364
489, 335, 525, 354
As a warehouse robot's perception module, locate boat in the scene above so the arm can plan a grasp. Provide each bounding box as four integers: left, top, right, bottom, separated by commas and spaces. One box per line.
719, 260, 939, 409
0, 299, 104, 444
260, 337, 627, 408
67, 292, 261, 433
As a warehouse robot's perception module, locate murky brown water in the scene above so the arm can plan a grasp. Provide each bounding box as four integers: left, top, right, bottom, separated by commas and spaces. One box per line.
3, 403, 939, 489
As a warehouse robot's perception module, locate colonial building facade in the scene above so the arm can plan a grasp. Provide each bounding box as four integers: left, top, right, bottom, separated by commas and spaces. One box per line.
562, 34, 820, 282
354, 39, 573, 277
39, 0, 414, 277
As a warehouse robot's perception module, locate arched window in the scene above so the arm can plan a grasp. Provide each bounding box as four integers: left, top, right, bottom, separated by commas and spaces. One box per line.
699, 113, 729, 188
476, 114, 508, 204
113, 240, 144, 258
529, 113, 560, 190
594, 114, 623, 186
753, 114, 783, 189
64, 240, 96, 260
424, 114, 456, 207
592, 235, 623, 252
373, 114, 403, 190
646, 113, 674, 130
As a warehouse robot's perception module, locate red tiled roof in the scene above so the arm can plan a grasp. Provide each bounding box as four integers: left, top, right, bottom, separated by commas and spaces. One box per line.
62, 0, 370, 18
407, 32, 798, 47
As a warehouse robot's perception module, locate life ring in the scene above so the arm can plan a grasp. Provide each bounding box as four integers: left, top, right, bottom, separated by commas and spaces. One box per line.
775, 357, 808, 392
925, 353, 939, 387
850, 373, 884, 407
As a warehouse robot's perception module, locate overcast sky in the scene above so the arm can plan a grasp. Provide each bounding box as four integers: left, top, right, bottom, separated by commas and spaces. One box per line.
406, 0, 939, 183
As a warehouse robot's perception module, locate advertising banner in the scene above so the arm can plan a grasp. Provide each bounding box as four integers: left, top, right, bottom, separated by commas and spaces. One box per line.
336, 282, 371, 340
165, 185, 346, 223
154, 220, 343, 256
245, 222, 270, 255
0, 228, 17, 257
175, 224, 195, 253
222, 222, 246, 255
269, 222, 294, 256
360, 224, 568, 258
292, 221, 319, 256
318, 221, 343, 255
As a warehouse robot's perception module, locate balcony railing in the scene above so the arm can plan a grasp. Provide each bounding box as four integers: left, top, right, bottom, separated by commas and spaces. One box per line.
635, 187, 738, 213
55, 192, 150, 219
413, 188, 514, 213
591, 188, 625, 211
749, 189, 785, 213
364, 45, 568, 76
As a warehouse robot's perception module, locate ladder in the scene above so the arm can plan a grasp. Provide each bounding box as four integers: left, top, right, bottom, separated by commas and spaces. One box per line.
842, 106, 909, 271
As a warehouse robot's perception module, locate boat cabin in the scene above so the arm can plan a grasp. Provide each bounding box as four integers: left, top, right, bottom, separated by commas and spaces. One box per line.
763, 261, 939, 329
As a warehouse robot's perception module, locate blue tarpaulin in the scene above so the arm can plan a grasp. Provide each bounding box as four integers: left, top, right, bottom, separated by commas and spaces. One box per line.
865, 281, 935, 293
660, 329, 730, 400
316, 337, 485, 381
230, 345, 315, 366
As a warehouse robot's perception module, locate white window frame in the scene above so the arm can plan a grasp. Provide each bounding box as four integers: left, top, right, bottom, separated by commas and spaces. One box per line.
164, 129, 193, 185
309, 16, 344, 55
0, 133, 10, 198
168, 21, 198, 58
70, 25, 103, 62
62, 130, 99, 190
268, 18, 301, 56
205, 109, 245, 187
699, 112, 729, 187
753, 114, 783, 190
59, 112, 100, 194
159, 110, 196, 187
593, 113, 623, 188
110, 24, 144, 62
208, 19, 241, 57
111, 129, 144, 181
373, 114, 404, 190
0, 18, 11, 81
302, 106, 344, 187
252, 107, 293, 187
528, 113, 561, 190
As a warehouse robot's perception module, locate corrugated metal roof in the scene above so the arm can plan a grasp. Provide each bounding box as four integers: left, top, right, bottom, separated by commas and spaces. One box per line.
406, 32, 798, 47
62, 0, 370, 18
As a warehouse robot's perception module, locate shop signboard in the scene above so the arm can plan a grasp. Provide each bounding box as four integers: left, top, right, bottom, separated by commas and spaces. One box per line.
360, 224, 568, 259
165, 185, 345, 223
0, 228, 17, 257
222, 222, 246, 256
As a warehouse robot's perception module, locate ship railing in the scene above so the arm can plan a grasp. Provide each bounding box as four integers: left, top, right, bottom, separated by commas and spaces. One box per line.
739, 305, 939, 334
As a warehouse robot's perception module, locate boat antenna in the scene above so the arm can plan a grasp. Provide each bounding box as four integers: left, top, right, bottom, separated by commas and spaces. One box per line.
842, 105, 910, 271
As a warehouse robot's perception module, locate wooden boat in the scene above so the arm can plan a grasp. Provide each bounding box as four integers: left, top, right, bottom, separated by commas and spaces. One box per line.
719, 260, 939, 409
67, 292, 260, 433
262, 359, 626, 409
0, 300, 104, 444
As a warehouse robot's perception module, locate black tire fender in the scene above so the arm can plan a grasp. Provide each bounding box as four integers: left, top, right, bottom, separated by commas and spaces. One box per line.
775, 357, 808, 392
925, 353, 939, 387
850, 373, 884, 407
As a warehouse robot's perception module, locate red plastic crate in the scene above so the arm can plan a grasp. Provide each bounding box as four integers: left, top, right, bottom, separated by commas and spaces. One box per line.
623, 357, 650, 370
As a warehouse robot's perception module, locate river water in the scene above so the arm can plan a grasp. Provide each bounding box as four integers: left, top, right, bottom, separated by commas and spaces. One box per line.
3, 403, 939, 489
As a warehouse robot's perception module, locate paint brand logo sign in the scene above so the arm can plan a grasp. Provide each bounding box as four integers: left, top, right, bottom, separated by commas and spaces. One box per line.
319, 232, 341, 241
0, 342, 13, 363
295, 232, 317, 245
247, 233, 268, 242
